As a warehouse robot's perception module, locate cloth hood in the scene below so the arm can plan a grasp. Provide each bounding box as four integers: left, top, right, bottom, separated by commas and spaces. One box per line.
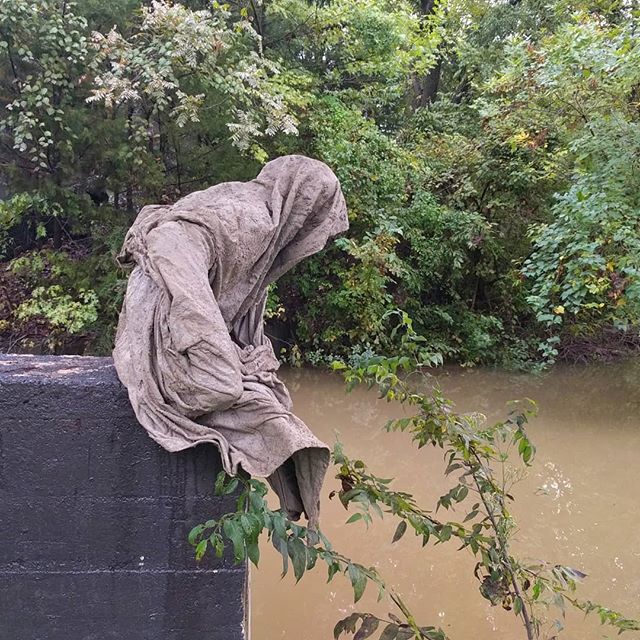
118, 155, 348, 325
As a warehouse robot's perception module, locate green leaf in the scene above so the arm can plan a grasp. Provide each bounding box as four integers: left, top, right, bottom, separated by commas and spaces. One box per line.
532, 580, 544, 600
278, 537, 289, 577
273, 513, 287, 541
348, 564, 367, 603
392, 520, 407, 543
306, 546, 318, 571
444, 462, 462, 475
249, 491, 264, 512
354, 616, 380, 640
346, 513, 364, 525
439, 525, 452, 542
521, 441, 535, 464
287, 537, 307, 582
222, 519, 246, 564
247, 541, 260, 567
334, 613, 361, 639
188, 524, 204, 546
223, 477, 239, 495
514, 595, 523, 616
195, 539, 207, 561
463, 509, 479, 522
214, 471, 227, 496
240, 513, 261, 540
379, 623, 399, 640
327, 560, 340, 583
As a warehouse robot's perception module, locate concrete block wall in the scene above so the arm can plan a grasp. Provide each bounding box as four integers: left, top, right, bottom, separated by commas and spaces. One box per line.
0, 355, 247, 640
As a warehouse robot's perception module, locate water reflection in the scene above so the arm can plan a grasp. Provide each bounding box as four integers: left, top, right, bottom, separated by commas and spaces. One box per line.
252, 362, 640, 640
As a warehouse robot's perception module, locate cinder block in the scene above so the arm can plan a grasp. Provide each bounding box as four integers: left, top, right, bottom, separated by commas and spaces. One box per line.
0, 355, 247, 640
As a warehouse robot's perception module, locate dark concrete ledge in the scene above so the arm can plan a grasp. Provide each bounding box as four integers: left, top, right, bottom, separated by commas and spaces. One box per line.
0, 354, 247, 640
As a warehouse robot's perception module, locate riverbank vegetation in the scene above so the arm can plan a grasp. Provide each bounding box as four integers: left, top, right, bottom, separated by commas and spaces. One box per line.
1, 0, 639, 366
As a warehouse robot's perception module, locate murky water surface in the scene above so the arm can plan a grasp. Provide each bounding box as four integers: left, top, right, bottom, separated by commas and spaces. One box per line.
252, 362, 640, 640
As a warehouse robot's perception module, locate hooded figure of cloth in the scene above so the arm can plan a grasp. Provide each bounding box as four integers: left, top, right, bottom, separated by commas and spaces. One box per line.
112, 155, 349, 528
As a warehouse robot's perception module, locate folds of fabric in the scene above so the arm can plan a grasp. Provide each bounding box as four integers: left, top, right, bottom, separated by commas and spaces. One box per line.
112, 156, 348, 528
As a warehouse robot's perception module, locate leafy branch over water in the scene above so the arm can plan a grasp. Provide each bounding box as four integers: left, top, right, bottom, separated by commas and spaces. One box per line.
190, 473, 446, 640
190, 313, 640, 639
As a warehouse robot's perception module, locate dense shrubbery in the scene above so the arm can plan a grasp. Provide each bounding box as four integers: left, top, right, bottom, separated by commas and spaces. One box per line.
1, 0, 639, 366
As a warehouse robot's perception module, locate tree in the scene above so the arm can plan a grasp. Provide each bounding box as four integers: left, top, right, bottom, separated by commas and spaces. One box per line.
2, 0, 640, 365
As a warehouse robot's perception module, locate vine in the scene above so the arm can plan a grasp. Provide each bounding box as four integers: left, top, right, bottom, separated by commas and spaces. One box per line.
190, 312, 640, 639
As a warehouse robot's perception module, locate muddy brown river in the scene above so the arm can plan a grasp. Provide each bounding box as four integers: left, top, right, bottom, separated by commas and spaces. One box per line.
251, 362, 640, 640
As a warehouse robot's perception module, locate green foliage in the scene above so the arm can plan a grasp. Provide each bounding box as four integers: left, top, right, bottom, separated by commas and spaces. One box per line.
15, 285, 98, 335
88, 0, 297, 159
494, 14, 640, 362
191, 320, 640, 638
266, 0, 439, 121
0, 0, 90, 174
190, 471, 414, 620
1, 0, 640, 364
1, 206, 128, 352
0, 0, 293, 351
0, 193, 58, 258
191, 470, 448, 640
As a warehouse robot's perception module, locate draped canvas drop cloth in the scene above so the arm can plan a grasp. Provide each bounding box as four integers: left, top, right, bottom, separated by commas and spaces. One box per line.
112, 155, 349, 527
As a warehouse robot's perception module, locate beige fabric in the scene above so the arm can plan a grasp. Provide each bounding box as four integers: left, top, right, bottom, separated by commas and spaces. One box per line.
112, 156, 348, 527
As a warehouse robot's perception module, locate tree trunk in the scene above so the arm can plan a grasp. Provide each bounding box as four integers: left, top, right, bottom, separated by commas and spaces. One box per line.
418, 60, 442, 107
412, 0, 442, 109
